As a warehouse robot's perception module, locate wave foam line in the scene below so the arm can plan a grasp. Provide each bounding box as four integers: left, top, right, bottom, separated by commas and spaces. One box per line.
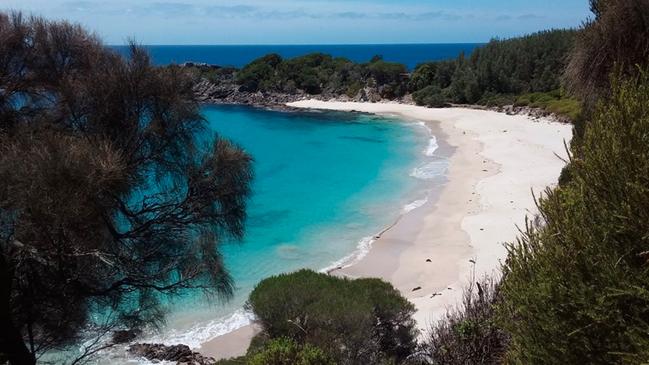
144, 309, 256, 349
403, 198, 429, 213
410, 160, 449, 180
425, 136, 439, 156
320, 235, 376, 274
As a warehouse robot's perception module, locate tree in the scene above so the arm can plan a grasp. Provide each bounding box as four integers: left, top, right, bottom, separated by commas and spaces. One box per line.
0, 12, 252, 364
565, 0, 649, 109
248, 270, 418, 365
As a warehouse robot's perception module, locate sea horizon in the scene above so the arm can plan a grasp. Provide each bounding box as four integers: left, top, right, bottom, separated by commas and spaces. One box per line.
110, 43, 483, 70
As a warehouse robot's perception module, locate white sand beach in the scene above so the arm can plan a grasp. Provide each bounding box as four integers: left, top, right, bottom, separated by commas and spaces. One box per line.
201, 101, 573, 359
288, 100, 573, 329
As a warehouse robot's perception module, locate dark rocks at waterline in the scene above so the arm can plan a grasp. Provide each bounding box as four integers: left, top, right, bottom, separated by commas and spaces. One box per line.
128, 343, 216, 365
191, 75, 411, 108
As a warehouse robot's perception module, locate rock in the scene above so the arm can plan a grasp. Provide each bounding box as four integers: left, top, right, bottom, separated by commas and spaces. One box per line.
412, 286, 422, 292
426, 258, 432, 262
111, 329, 140, 344
128, 343, 216, 365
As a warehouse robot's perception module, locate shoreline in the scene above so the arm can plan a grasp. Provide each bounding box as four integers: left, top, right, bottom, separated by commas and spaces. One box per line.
287, 101, 572, 328
199, 101, 572, 360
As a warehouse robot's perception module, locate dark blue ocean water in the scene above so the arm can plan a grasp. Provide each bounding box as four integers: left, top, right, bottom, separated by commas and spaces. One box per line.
111, 43, 481, 70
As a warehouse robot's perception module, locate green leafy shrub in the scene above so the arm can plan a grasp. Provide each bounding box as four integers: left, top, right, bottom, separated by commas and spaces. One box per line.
412, 85, 446, 107
248, 269, 418, 365
422, 278, 509, 364
497, 72, 649, 364
247, 338, 334, 365
236, 53, 283, 92
514, 90, 582, 120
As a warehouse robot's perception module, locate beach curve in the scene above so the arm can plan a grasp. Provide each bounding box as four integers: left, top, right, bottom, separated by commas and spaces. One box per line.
200, 101, 573, 359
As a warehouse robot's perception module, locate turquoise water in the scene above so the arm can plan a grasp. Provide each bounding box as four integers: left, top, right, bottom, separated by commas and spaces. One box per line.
141, 105, 442, 347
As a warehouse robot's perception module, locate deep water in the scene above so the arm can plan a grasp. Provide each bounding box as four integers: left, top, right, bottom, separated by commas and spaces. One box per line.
111, 43, 481, 70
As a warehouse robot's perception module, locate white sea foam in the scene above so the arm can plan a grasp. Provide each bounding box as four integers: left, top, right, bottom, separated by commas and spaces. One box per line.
145, 309, 255, 349
320, 235, 376, 273
410, 160, 449, 180
407, 121, 438, 157
403, 198, 429, 213
425, 136, 439, 156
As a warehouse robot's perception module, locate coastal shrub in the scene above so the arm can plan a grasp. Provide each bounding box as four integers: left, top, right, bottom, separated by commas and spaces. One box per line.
412, 85, 446, 107
408, 30, 576, 105
247, 338, 334, 365
476, 92, 517, 107
227, 29, 575, 104
422, 278, 509, 364
514, 90, 582, 120
248, 269, 418, 365
237, 53, 283, 91
497, 72, 649, 364
367, 60, 407, 86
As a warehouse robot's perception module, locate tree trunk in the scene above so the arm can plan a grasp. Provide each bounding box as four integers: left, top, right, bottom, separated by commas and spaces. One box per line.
0, 318, 35, 365
0, 254, 35, 365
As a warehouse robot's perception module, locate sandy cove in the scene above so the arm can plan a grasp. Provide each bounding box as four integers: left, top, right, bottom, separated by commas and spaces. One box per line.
200, 101, 573, 359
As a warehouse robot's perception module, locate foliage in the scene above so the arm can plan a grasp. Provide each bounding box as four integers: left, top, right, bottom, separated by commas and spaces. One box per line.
248, 269, 418, 365
247, 338, 334, 365
514, 90, 582, 120
234, 52, 407, 98
497, 72, 649, 364
422, 278, 509, 365
0, 12, 252, 364
565, 0, 649, 109
409, 29, 577, 105
412, 85, 446, 108
200, 29, 577, 111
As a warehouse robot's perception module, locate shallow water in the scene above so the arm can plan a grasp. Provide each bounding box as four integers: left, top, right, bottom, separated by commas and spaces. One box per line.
98, 105, 448, 360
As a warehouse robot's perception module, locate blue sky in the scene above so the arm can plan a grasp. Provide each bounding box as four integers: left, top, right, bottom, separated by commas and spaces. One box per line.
2, 0, 592, 45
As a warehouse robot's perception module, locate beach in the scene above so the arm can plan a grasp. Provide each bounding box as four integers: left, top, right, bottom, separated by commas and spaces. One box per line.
201, 101, 573, 359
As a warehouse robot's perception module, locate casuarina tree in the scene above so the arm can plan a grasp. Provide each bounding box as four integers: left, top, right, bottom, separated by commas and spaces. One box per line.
0, 12, 252, 364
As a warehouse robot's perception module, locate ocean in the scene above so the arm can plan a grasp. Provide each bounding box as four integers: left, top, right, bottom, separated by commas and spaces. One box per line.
112, 104, 450, 355
111, 43, 481, 70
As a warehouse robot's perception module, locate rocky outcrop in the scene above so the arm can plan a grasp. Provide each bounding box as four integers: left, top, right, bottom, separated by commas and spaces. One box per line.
192, 77, 308, 108
128, 343, 216, 365
187, 65, 571, 123
187, 65, 402, 109
495, 105, 572, 123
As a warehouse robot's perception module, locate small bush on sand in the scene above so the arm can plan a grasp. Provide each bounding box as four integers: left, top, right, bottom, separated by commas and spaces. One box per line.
412, 85, 447, 107
248, 269, 418, 365
247, 338, 333, 365
422, 278, 509, 364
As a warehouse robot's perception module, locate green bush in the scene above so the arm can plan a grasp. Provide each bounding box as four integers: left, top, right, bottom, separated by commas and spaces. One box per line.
236, 53, 284, 92
497, 73, 649, 364
412, 85, 446, 107
514, 90, 582, 120
248, 269, 418, 365
422, 278, 509, 364
247, 338, 333, 365
477, 92, 517, 107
